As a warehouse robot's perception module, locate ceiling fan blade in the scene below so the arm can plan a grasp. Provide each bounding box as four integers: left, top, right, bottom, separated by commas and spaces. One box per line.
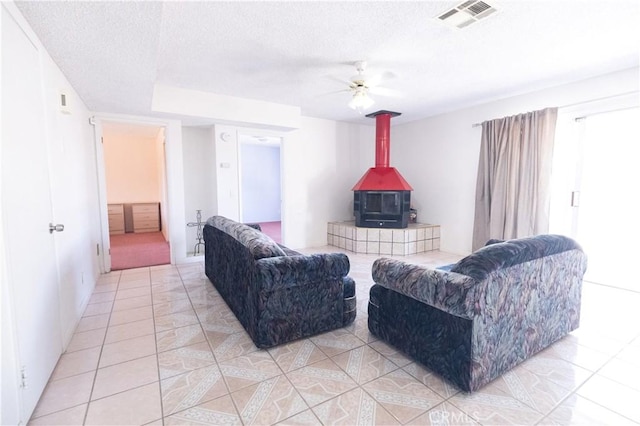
369, 86, 403, 98
325, 74, 353, 87
316, 88, 351, 98
366, 71, 395, 88
366, 73, 383, 88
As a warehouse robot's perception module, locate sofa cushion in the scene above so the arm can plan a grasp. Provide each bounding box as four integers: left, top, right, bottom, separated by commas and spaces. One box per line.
450, 234, 583, 281
206, 216, 286, 259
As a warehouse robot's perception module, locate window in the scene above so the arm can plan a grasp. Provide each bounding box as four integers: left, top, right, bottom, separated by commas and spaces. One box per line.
365, 192, 400, 214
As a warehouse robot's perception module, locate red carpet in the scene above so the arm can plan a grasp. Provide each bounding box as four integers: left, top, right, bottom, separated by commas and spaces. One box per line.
110, 232, 170, 270
258, 221, 281, 244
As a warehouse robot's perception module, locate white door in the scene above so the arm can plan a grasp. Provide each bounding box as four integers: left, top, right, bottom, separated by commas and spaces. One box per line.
1, 7, 63, 421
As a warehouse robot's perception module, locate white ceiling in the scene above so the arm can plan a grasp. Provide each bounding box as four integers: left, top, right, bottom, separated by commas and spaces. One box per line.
15, 0, 640, 127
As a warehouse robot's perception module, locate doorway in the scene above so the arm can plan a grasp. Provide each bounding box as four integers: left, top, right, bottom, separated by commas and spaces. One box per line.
101, 121, 170, 270
239, 134, 282, 243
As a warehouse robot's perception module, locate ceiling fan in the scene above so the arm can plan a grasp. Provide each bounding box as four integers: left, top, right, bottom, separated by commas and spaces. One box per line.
333, 61, 402, 113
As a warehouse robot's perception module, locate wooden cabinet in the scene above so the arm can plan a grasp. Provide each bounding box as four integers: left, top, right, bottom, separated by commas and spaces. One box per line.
108, 204, 125, 235
132, 203, 160, 233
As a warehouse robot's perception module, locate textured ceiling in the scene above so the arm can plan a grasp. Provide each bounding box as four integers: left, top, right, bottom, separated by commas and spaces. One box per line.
15, 1, 640, 126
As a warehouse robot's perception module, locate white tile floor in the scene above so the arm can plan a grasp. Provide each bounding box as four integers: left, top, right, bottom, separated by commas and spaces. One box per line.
29, 247, 640, 425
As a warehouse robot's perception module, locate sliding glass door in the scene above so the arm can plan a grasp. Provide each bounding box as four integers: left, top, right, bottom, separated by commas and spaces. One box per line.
552, 107, 640, 290
575, 108, 639, 288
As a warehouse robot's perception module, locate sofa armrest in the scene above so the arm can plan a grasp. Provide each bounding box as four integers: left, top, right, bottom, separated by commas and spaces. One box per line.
372, 257, 478, 319
255, 253, 350, 292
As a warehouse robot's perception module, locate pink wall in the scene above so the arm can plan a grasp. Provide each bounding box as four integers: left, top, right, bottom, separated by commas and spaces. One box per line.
103, 127, 162, 203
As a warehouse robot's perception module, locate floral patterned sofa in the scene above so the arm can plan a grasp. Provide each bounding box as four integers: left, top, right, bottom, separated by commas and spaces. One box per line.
368, 234, 587, 392
204, 216, 356, 348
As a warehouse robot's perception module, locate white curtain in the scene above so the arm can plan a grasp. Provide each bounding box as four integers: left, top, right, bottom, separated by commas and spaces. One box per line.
472, 107, 558, 251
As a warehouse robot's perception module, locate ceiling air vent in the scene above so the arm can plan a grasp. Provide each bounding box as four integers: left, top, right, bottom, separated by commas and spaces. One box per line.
437, 0, 498, 29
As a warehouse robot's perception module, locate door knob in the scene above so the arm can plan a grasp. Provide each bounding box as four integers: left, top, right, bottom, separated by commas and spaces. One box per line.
49, 223, 65, 234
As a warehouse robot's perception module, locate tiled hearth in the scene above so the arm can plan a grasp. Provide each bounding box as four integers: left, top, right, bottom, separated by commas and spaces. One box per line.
327, 221, 440, 255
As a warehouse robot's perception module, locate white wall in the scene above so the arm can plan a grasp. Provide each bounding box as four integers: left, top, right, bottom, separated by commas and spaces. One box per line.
283, 116, 373, 249
201, 117, 371, 250
103, 132, 162, 204
150, 78, 375, 251
152, 83, 301, 130
392, 67, 640, 255
151, 69, 639, 254
182, 126, 217, 254
214, 125, 241, 220
162, 120, 186, 264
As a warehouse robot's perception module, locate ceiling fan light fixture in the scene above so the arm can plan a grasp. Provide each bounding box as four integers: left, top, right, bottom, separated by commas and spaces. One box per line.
348, 90, 374, 113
